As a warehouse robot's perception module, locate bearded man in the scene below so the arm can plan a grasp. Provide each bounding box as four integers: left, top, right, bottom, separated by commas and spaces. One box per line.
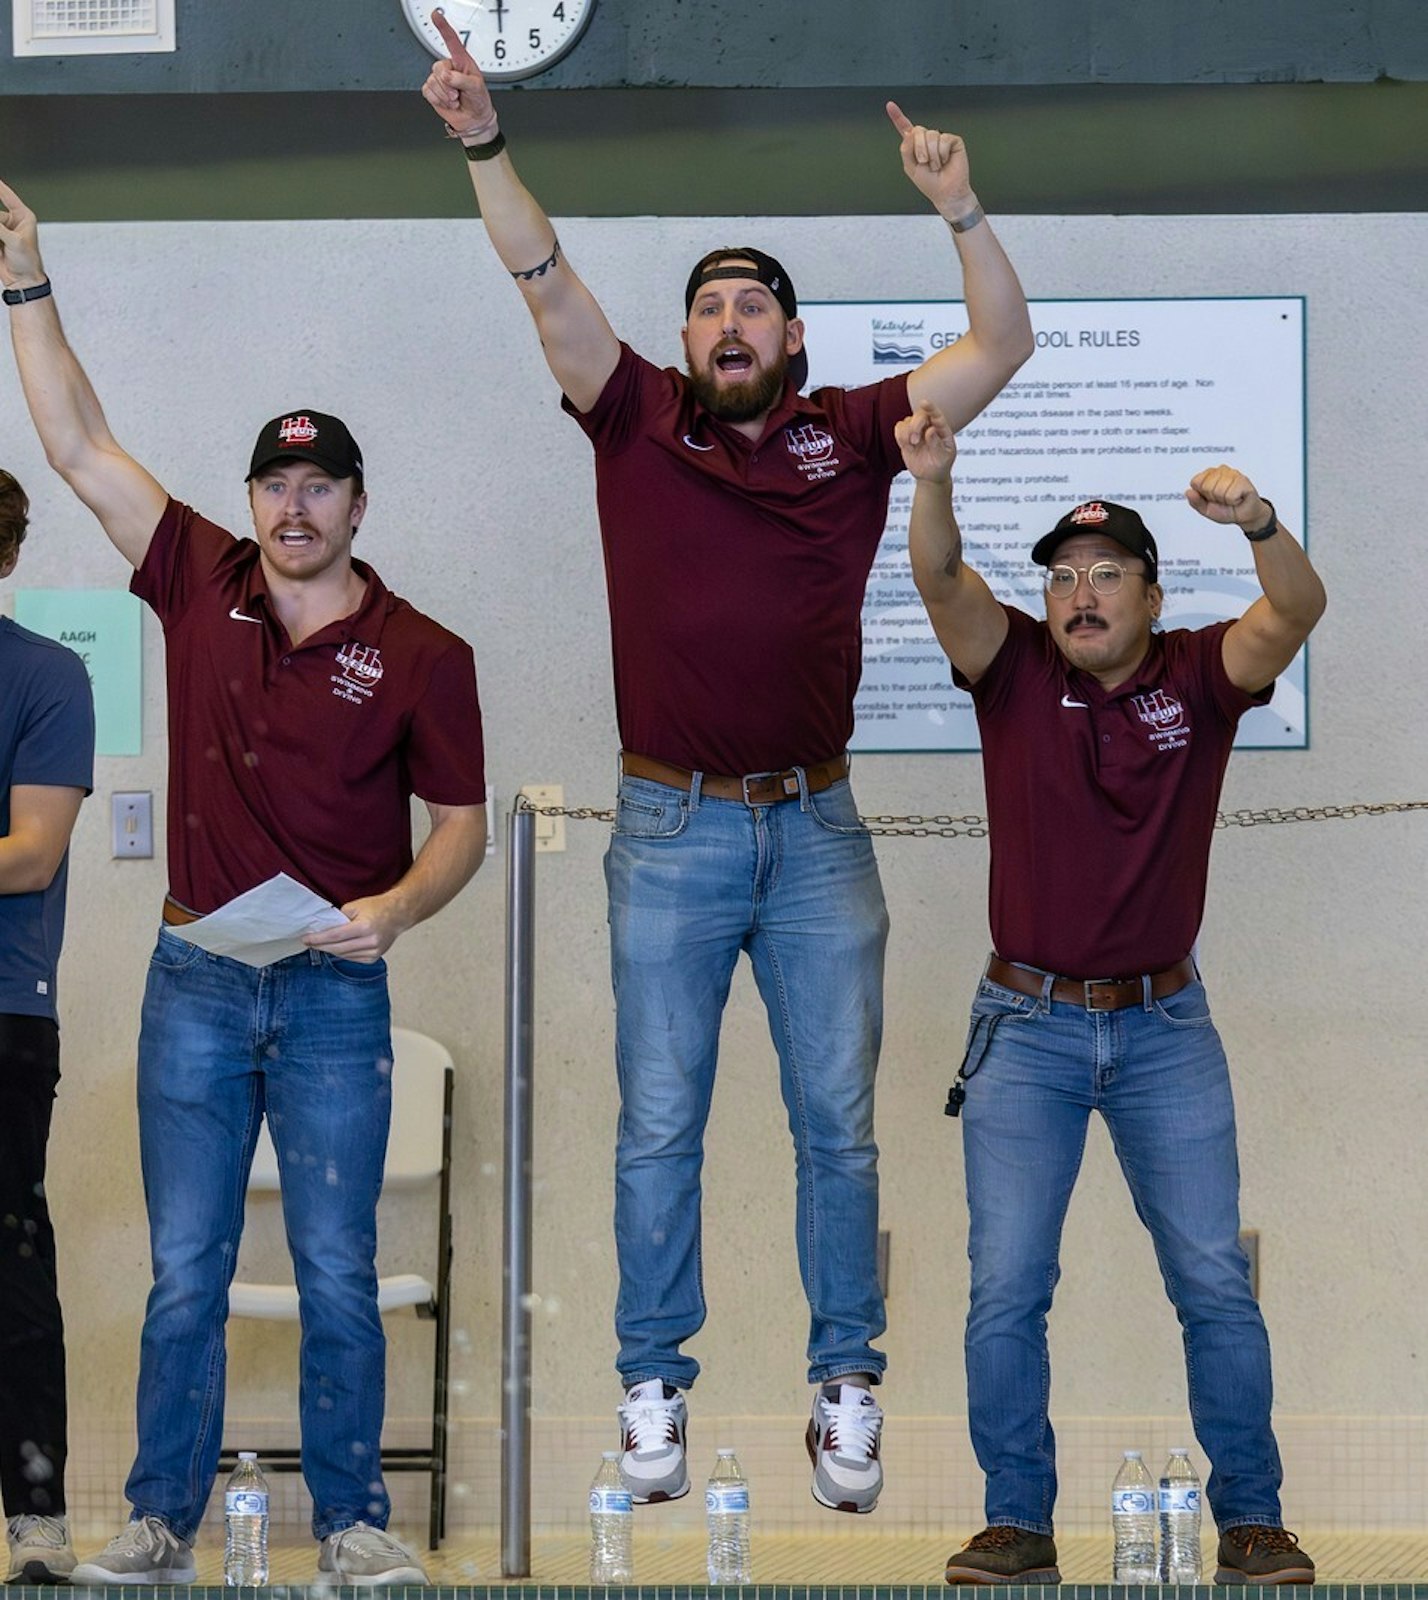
423, 22, 1032, 1515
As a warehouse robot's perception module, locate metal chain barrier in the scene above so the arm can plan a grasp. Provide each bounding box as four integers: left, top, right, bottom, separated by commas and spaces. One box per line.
515, 797, 1428, 836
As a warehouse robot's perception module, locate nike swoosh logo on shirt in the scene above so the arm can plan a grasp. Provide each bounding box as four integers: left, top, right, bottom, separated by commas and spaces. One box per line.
1061, 693, 1089, 709
682, 434, 715, 451
229, 607, 262, 624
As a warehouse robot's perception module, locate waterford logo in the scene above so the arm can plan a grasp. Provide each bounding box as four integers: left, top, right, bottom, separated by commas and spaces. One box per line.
871, 317, 926, 364
873, 340, 925, 364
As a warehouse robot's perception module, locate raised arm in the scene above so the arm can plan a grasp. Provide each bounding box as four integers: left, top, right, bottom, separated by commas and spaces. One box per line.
1186, 465, 1327, 693
421, 11, 619, 412
900, 399, 1008, 684
0, 182, 167, 567
891, 104, 1034, 431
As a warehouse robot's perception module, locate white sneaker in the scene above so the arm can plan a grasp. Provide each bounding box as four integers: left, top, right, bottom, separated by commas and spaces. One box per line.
617, 1379, 690, 1503
6, 1514, 77, 1583
806, 1381, 884, 1513
316, 1522, 430, 1585
71, 1516, 197, 1584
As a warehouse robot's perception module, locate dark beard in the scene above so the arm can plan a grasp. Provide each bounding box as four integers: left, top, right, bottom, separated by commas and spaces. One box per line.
686, 347, 788, 423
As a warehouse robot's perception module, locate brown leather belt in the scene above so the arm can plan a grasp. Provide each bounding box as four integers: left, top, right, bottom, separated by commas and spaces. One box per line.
162, 894, 202, 927
620, 750, 850, 805
986, 955, 1197, 1012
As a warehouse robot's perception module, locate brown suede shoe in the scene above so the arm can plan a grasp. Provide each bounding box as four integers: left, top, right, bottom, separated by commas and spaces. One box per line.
945, 1524, 1061, 1584
1215, 1525, 1316, 1584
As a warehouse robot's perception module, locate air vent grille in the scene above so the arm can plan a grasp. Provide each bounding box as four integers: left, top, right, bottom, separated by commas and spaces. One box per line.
14, 0, 175, 55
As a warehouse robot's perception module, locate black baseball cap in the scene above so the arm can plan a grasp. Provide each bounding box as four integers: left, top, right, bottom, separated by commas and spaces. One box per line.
684, 247, 808, 392
1032, 499, 1159, 584
246, 411, 364, 484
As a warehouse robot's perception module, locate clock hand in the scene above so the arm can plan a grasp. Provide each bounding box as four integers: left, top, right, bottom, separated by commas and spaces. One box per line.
492, 0, 507, 32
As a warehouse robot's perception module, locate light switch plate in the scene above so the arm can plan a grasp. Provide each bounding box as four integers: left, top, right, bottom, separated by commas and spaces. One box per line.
111, 791, 154, 858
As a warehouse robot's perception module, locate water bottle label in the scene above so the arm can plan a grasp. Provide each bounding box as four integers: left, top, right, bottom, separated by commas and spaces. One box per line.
225, 1490, 268, 1516
1112, 1489, 1154, 1514
1159, 1486, 1201, 1514
589, 1487, 633, 1514
706, 1486, 749, 1514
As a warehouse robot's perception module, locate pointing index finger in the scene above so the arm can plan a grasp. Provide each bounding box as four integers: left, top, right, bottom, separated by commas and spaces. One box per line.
886, 100, 914, 137
432, 7, 478, 74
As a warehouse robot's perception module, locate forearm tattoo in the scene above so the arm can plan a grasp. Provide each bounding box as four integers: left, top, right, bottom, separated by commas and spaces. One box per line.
511, 237, 561, 282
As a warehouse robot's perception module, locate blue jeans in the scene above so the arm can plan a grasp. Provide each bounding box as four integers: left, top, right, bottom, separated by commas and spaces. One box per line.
960, 965, 1283, 1535
125, 928, 393, 1543
605, 772, 888, 1389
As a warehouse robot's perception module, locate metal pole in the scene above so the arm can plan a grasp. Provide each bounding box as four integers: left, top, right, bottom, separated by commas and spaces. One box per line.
501, 802, 536, 1577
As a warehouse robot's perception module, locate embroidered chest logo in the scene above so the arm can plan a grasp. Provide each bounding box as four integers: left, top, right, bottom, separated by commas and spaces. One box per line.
785, 423, 841, 483
1131, 688, 1189, 751
332, 642, 383, 704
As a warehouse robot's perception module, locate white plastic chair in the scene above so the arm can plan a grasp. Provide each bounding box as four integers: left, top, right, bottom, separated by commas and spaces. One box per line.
220, 1026, 455, 1548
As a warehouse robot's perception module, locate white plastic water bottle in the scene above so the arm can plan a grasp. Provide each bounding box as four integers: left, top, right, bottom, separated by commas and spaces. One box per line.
1111, 1450, 1158, 1582
223, 1452, 269, 1586
589, 1450, 634, 1583
705, 1447, 752, 1584
1158, 1447, 1203, 1583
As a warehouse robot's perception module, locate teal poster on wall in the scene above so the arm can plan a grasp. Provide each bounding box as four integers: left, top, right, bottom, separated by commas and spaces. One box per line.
14, 589, 143, 755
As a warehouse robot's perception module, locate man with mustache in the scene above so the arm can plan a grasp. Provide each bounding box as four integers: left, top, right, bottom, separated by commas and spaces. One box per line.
899, 401, 1325, 1584
422, 20, 1032, 1512
0, 181, 488, 1584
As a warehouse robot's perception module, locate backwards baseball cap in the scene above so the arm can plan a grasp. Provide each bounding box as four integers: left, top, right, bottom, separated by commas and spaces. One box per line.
1031, 499, 1159, 584
684, 247, 808, 392
246, 411, 364, 484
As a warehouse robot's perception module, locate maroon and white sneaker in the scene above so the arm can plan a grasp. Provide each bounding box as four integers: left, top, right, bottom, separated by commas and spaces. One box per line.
618, 1379, 689, 1503
806, 1381, 884, 1513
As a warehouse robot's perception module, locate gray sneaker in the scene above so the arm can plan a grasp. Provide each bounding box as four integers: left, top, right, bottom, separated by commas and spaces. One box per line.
316, 1523, 430, 1586
806, 1382, 885, 1513
617, 1379, 690, 1503
6, 1514, 77, 1583
71, 1516, 197, 1585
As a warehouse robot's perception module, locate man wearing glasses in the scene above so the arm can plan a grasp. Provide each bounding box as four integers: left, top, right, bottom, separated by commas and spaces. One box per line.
896, 402, 1326, 1586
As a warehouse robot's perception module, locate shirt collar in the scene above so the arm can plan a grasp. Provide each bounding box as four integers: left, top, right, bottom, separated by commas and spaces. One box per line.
241, 553, 395, 646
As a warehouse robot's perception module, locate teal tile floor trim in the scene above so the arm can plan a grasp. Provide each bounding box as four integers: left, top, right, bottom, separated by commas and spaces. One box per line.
12, 1587, 1428, 1599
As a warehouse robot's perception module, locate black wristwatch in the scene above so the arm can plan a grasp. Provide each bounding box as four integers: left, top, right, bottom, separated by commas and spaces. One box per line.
1243, 500, 1278, 542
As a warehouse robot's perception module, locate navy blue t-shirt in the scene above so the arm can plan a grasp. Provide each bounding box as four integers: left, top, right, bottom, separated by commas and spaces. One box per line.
0, 617, 95, 1019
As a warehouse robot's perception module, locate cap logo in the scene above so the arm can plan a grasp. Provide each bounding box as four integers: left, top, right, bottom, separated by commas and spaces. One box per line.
278, 416, 318, 448
1070, 501, 1109, 525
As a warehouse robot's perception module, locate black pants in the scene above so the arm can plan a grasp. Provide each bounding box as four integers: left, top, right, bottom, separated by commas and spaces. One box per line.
0, 1013, 66, 1517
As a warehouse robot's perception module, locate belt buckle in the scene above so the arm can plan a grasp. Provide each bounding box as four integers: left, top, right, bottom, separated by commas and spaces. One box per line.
1083, 979, 1115, 1011
743, 768, 802, 805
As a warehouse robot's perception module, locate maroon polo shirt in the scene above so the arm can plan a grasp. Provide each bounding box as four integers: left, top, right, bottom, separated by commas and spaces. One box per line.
132, 500, 485, 914
564, 342, 910, 775
960, 605, 1272, 978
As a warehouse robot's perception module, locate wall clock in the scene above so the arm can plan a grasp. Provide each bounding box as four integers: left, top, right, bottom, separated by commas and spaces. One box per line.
401, 0, 595, 81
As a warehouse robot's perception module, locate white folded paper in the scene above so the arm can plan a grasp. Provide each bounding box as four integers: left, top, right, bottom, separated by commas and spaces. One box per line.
166, 873, 351, 968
